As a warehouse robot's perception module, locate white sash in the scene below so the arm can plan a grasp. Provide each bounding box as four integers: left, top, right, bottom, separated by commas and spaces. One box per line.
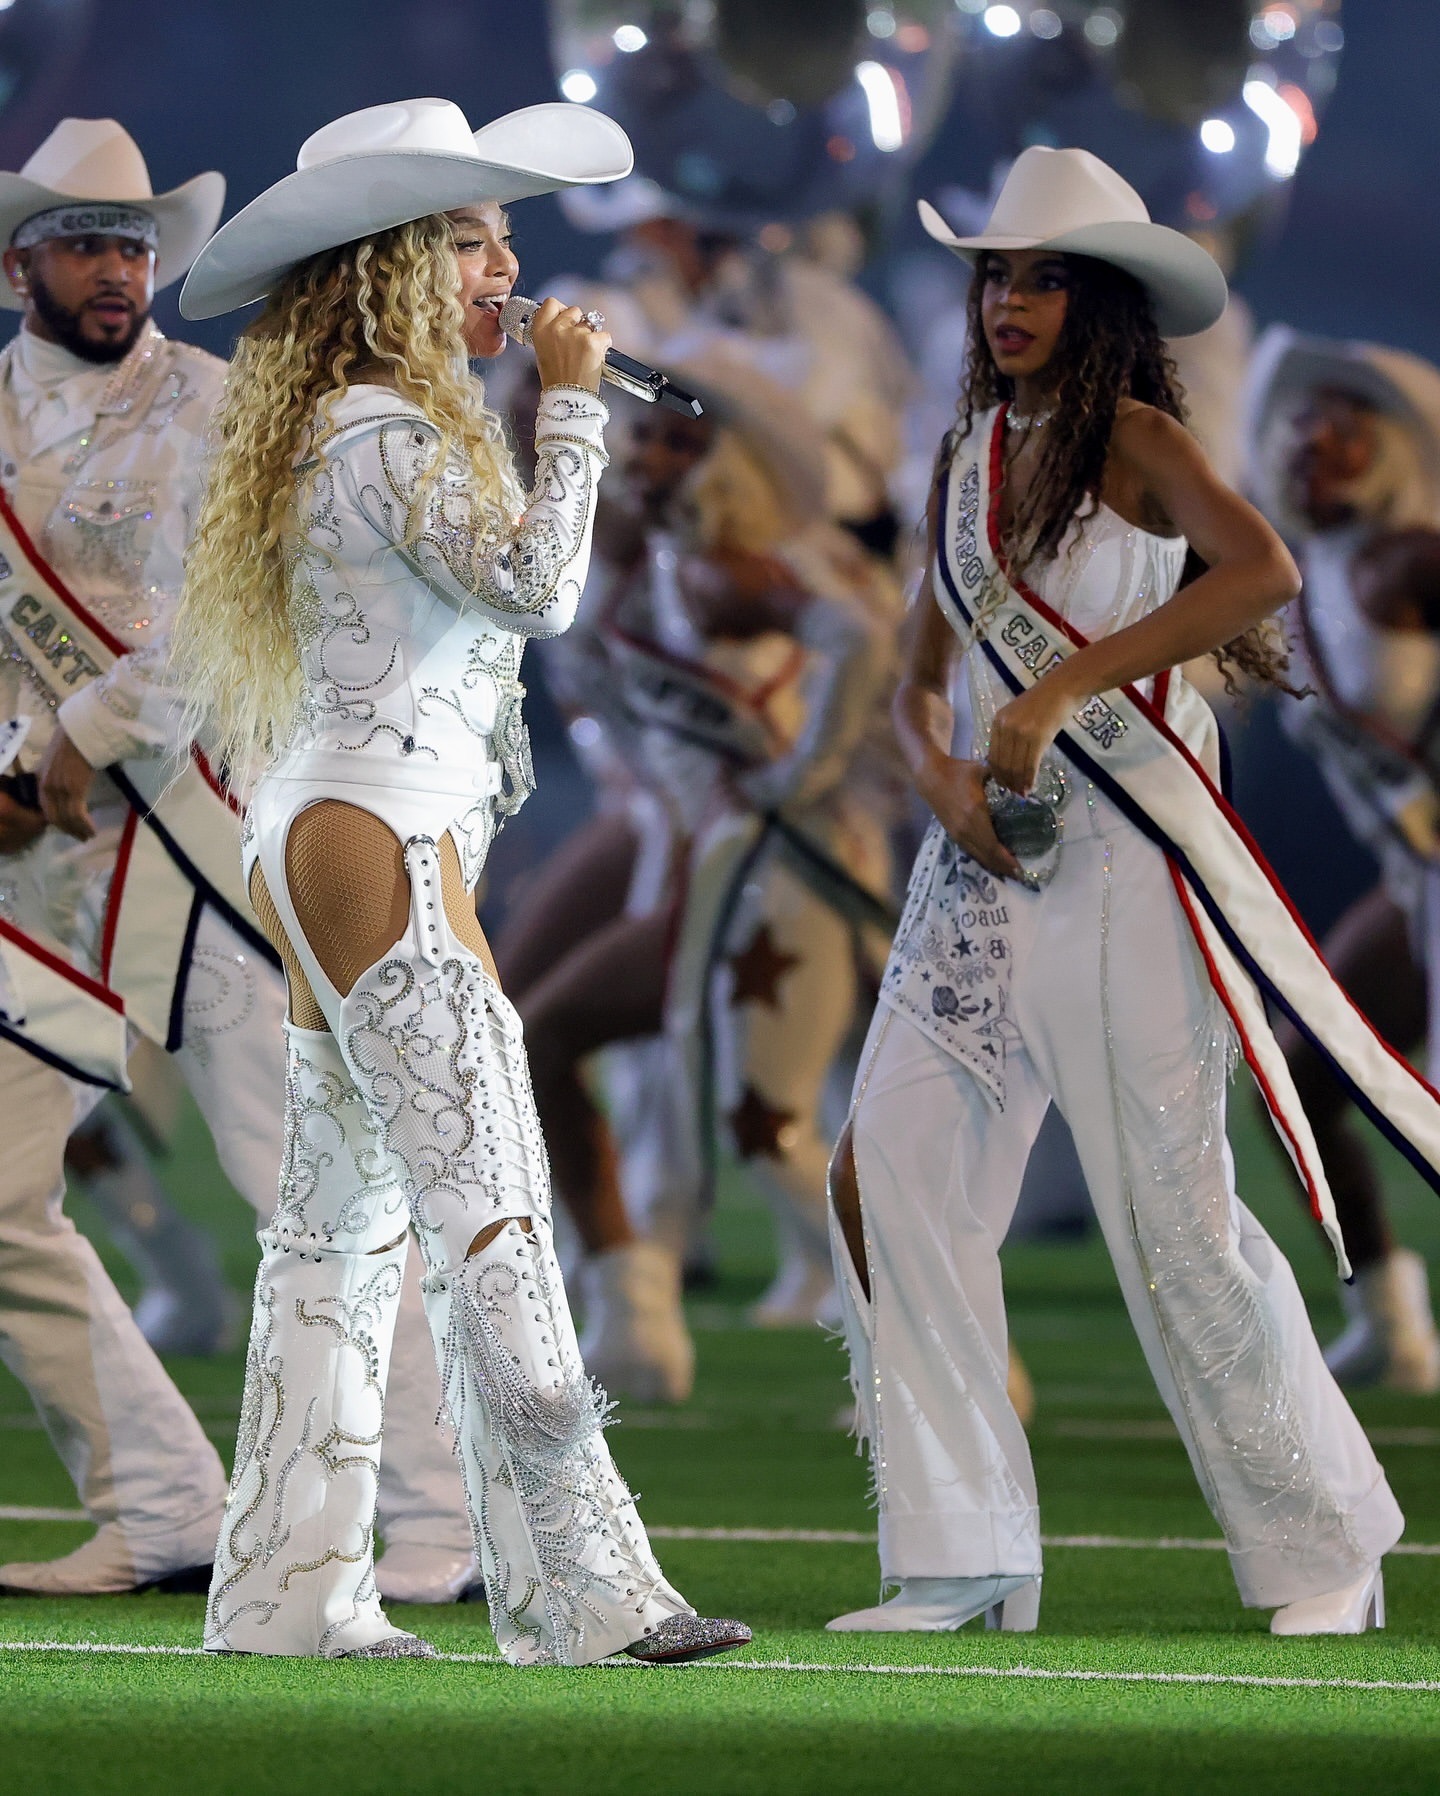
936, 408, 1440, 1276
0, 487, 271, 1088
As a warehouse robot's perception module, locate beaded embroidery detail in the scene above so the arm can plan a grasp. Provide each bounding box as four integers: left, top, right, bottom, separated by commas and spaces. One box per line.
879, 820, 1018, 1109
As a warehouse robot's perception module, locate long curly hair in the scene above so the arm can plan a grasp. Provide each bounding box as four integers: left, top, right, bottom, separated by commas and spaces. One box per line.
172, 214, 523, 780
946, 250, 1293, 694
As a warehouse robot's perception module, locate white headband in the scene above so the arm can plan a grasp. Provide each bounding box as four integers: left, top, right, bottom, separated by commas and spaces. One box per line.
11, 203, 159, 252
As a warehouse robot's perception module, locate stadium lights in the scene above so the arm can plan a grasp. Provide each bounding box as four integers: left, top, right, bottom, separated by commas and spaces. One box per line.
856, 60, 905, 151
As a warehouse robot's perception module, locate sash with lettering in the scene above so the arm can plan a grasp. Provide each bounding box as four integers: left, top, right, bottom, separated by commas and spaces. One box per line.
935, 405, 1440, 1278
0, 487, 273, 1089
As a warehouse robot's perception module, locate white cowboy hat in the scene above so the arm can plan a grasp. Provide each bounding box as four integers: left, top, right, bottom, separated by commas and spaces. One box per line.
0, 118, 224, 311
181, 97, 634, 320
1246, 325, 1440, 470
918, 144, 1227, 339
1243, 324, 1440, 525
559, 173, 694, 233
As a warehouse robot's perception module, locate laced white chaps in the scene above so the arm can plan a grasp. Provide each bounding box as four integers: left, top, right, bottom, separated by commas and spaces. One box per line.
207, 772, 689, 1663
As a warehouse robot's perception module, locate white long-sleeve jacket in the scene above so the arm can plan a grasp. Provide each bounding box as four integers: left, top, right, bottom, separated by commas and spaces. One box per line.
279, 380, 606, 777
0, 321, 223, 774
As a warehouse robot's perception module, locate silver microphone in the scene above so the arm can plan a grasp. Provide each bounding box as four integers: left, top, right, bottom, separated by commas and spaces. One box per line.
499, 295, 704, 418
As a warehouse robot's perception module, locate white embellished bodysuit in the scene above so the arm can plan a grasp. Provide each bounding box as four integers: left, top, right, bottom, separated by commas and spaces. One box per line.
246, 380, 605, 976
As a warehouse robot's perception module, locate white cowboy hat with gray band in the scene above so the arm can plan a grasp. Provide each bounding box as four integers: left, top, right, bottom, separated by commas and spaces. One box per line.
0, 117, 224, 311
918, 144, 1227, 339
1246, 325, 1440, 477
181, 97, 634, 320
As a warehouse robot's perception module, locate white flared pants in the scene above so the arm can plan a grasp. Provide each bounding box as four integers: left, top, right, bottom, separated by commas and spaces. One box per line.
837, 789, 1403, 1608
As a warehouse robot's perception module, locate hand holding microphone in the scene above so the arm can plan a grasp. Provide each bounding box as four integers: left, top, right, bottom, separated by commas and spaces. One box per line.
502, 295, 704, 417
522, 296, 612, 396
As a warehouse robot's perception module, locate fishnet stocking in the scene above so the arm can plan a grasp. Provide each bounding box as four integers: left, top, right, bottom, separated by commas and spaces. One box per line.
248, 800, 497, 1027
249, 861, 328, 1031
251, 801, 514, 1259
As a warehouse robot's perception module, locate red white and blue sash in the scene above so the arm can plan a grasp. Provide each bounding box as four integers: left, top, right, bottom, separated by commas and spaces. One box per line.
0, 486, 274, 1089
935, 407, 1440, 1276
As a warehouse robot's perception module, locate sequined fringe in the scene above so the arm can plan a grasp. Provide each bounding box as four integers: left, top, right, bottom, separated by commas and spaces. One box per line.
425, 1235, 662, 1667
1096, 840, 1367, 1580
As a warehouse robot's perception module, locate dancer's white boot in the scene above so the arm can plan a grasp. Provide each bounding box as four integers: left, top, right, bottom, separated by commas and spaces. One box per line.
205, 1026, 432, 1658
1325, 1250, 1440, 1394
828, 1575, 1041, 1633
579, 1240, 694, 1404
1270, 1564, 1384, 1635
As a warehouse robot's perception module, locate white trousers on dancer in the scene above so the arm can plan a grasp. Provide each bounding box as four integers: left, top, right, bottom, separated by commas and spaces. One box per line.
0, 902, 467, 1567
836, 790, 1403, 1608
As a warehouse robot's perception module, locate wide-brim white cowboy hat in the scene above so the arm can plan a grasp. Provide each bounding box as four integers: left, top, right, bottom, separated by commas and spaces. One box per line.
918, 144, 1227, 339
1243, 324, 1440, 524
0, 117, 224, 311
181, 98, 633, 320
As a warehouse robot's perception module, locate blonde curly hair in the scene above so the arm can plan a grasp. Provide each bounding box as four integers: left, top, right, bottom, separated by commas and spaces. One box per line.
172, 213, 522, 780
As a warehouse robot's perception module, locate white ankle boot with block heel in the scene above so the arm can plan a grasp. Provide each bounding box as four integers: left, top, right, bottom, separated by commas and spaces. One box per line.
1270, 1564, 1384, 1635
827, 1574, 1041, 1633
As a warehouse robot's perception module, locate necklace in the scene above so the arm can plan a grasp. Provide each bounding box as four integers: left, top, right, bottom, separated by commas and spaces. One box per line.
1005, 403, 1054, 431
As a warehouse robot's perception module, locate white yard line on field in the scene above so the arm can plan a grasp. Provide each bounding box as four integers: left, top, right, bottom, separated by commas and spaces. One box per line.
2, 1638, 1440, 1694
645, 1527, 1440, 1557
0, 1506, 93, 1523
6, 1511, 1440, 1556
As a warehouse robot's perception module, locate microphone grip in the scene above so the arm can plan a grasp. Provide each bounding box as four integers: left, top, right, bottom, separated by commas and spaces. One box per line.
602, 351, 705, 418
600, 349, 665, 404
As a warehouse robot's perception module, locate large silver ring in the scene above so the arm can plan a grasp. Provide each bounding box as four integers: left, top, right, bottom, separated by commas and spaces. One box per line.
582, 308, 607, 333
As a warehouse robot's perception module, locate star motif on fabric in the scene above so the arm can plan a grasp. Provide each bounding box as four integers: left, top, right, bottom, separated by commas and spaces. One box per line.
727, 1085, 798, 1161
956, 935, 976, 958
728, 923, 801, 1009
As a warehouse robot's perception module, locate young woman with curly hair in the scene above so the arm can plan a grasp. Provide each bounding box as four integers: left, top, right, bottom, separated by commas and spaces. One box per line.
825, 148, 1419, 1639
171, 97, 748, 1667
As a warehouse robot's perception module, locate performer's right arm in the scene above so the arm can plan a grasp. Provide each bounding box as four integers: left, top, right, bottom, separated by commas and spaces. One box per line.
893, 480, 1020, 881
348, 300, 612, 639
344, 392, 608, 640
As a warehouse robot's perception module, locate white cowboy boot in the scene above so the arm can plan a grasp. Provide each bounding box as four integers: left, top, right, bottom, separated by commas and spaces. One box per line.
750, 1207, 840, 1330
1325, 1250, 1440, 1394
205, 1026, 432, 1659
579, 1240, 694, 1404
423, 1218, 699, 1665
0, 1516, 217, 1596
375, 1541, 482, 1604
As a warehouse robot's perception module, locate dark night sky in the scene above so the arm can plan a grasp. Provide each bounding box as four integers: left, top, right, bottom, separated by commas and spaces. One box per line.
4, 0, 1437, 361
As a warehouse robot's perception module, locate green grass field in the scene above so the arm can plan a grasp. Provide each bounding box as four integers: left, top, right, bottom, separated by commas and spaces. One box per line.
4, 1085, 1440, 1794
